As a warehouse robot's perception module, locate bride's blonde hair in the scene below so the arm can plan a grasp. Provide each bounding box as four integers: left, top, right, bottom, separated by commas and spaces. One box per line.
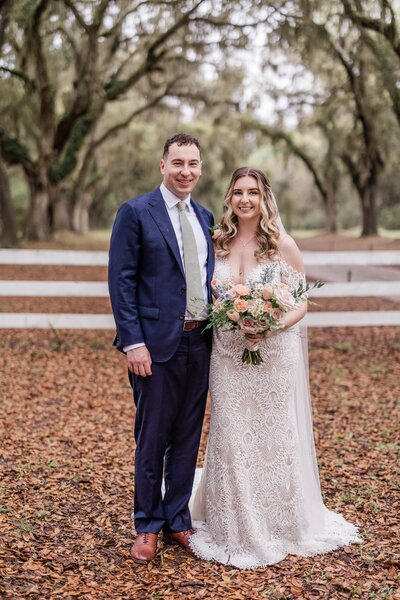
215, 167, 281, 259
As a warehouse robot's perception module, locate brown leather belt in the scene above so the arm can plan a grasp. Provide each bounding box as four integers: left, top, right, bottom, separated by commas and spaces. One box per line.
183, 320, 207, 331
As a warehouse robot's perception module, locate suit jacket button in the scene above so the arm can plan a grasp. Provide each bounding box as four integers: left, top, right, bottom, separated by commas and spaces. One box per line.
181, 287, 186, 293
179, 314, 184, 320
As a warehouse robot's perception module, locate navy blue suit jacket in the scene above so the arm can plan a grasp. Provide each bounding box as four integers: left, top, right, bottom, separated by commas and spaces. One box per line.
108, 187, 215, 363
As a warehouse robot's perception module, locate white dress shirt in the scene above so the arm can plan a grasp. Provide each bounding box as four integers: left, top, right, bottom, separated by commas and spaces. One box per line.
123, 183, 209, 353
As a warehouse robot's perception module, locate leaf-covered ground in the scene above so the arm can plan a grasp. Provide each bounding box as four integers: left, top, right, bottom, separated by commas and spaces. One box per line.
0, 323, 399, 599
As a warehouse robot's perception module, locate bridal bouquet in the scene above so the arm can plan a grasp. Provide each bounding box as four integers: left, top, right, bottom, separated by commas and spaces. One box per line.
206, 277, 323, 365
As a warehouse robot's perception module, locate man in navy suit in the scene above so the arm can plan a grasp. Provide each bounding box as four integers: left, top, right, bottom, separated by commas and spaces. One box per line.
108, 133, 214, 564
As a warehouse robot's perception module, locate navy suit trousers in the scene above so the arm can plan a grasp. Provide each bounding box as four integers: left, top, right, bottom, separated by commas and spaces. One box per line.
130, 327, 211, 534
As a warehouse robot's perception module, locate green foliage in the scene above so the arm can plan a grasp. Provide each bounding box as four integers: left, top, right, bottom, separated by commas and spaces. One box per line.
104, 78, 128, 102
13, 0, 42, 28
334, 341, 353, 353
1, 138, 31, 166
17, 517, 35, 533
50, 115, 94, 183
380, 204, 400, 230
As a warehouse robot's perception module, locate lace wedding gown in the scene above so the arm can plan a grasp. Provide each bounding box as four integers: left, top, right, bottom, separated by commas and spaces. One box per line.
189, 257, 360, 569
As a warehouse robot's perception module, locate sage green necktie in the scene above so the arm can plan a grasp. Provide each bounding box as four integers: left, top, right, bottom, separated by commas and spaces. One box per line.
177, 201, 206, 319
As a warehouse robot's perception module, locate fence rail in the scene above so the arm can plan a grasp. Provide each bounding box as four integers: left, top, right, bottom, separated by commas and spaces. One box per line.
1, 249, 400, 266
0, 280, 399, 298
0, 311, 399, 329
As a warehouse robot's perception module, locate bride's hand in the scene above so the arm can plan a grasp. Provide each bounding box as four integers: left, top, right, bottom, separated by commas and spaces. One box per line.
265, 321, 286, 338
244, 332, 265, 344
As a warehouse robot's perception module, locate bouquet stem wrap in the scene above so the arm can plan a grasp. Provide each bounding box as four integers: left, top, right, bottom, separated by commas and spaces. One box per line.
242, 345, 263, 365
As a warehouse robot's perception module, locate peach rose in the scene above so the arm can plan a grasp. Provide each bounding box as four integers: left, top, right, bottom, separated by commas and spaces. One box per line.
274, 287, 296, 310
270, 307, 283, 321
227, 309, 240, 322
232, 284, 250, 297
239, 317, 259, 334
262, 284, 274, 300
233, 298, 248, 312
263, 301, 272, 312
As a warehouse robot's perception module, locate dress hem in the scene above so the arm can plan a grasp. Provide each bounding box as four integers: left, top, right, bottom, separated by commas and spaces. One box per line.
189, 520, 361, 570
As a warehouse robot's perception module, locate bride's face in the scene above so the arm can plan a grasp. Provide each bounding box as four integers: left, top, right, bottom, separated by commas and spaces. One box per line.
230, 176, 262, 223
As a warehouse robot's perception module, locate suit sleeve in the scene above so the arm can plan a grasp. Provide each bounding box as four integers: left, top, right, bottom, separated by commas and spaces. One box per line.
108, 203, 145, 350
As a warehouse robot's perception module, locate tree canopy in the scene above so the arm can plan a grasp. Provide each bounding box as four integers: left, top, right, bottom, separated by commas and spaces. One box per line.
0, 0, 399, 243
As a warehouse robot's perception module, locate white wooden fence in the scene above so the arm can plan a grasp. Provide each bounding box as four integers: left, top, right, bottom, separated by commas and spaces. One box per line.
0, 249, 399, 329
1, 249, 399, 266
1, 280, 399, 298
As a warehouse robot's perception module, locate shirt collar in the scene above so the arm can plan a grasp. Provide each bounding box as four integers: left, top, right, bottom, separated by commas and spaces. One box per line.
160, 182, 191, 209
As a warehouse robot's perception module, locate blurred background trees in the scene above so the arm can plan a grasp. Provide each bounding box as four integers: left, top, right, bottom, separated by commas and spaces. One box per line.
0, 0, 399, 245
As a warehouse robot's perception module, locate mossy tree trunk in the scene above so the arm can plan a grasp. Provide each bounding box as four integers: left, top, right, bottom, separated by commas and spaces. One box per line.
0, 158, 18, 247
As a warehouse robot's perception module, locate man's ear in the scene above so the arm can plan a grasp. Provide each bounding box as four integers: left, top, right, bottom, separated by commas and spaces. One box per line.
160, 159, 165, 174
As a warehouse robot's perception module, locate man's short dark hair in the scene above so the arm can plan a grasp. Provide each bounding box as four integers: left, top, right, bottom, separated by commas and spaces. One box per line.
163, 133, 201, 159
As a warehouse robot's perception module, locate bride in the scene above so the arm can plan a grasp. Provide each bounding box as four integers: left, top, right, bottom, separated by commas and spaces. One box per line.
189, 167, 360, 569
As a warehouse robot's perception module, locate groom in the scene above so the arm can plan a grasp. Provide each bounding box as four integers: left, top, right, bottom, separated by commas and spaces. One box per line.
108, 133, 214, 564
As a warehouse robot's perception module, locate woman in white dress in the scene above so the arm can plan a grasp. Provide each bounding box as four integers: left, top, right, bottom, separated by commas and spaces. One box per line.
189, 167, 360, 569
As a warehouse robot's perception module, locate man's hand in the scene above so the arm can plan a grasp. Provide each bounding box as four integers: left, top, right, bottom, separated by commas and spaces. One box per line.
127, 346, 152, 377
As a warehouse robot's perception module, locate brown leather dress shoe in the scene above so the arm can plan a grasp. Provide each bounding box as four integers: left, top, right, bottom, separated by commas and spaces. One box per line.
130, 533, 158, 564
162, 529, 194, 555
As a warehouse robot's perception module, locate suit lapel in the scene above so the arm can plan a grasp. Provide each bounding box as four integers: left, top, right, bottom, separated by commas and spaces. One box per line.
148, 189, 184, 275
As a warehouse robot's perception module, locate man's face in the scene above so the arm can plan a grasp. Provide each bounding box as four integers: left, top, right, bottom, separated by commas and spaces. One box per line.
160, 143, 202, 200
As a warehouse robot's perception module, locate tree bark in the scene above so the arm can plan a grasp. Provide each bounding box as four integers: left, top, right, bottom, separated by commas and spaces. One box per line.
72, 191, 92, 234
25, 180, 50, 241
342, 152, 380, 236
360, 186, 378, 236
325, 176, 337, 233
50, 184, 71, 231
26, 182, 72, 238
0, 159, 18, 246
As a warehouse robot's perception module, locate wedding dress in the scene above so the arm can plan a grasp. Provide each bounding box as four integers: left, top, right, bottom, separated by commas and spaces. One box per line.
189, 257, 360, 569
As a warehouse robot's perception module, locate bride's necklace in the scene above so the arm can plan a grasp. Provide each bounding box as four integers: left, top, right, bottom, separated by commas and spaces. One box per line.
237, 235, 255, 248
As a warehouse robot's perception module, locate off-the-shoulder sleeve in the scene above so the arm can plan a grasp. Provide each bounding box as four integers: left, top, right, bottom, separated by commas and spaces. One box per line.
280, 259, 306, 292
